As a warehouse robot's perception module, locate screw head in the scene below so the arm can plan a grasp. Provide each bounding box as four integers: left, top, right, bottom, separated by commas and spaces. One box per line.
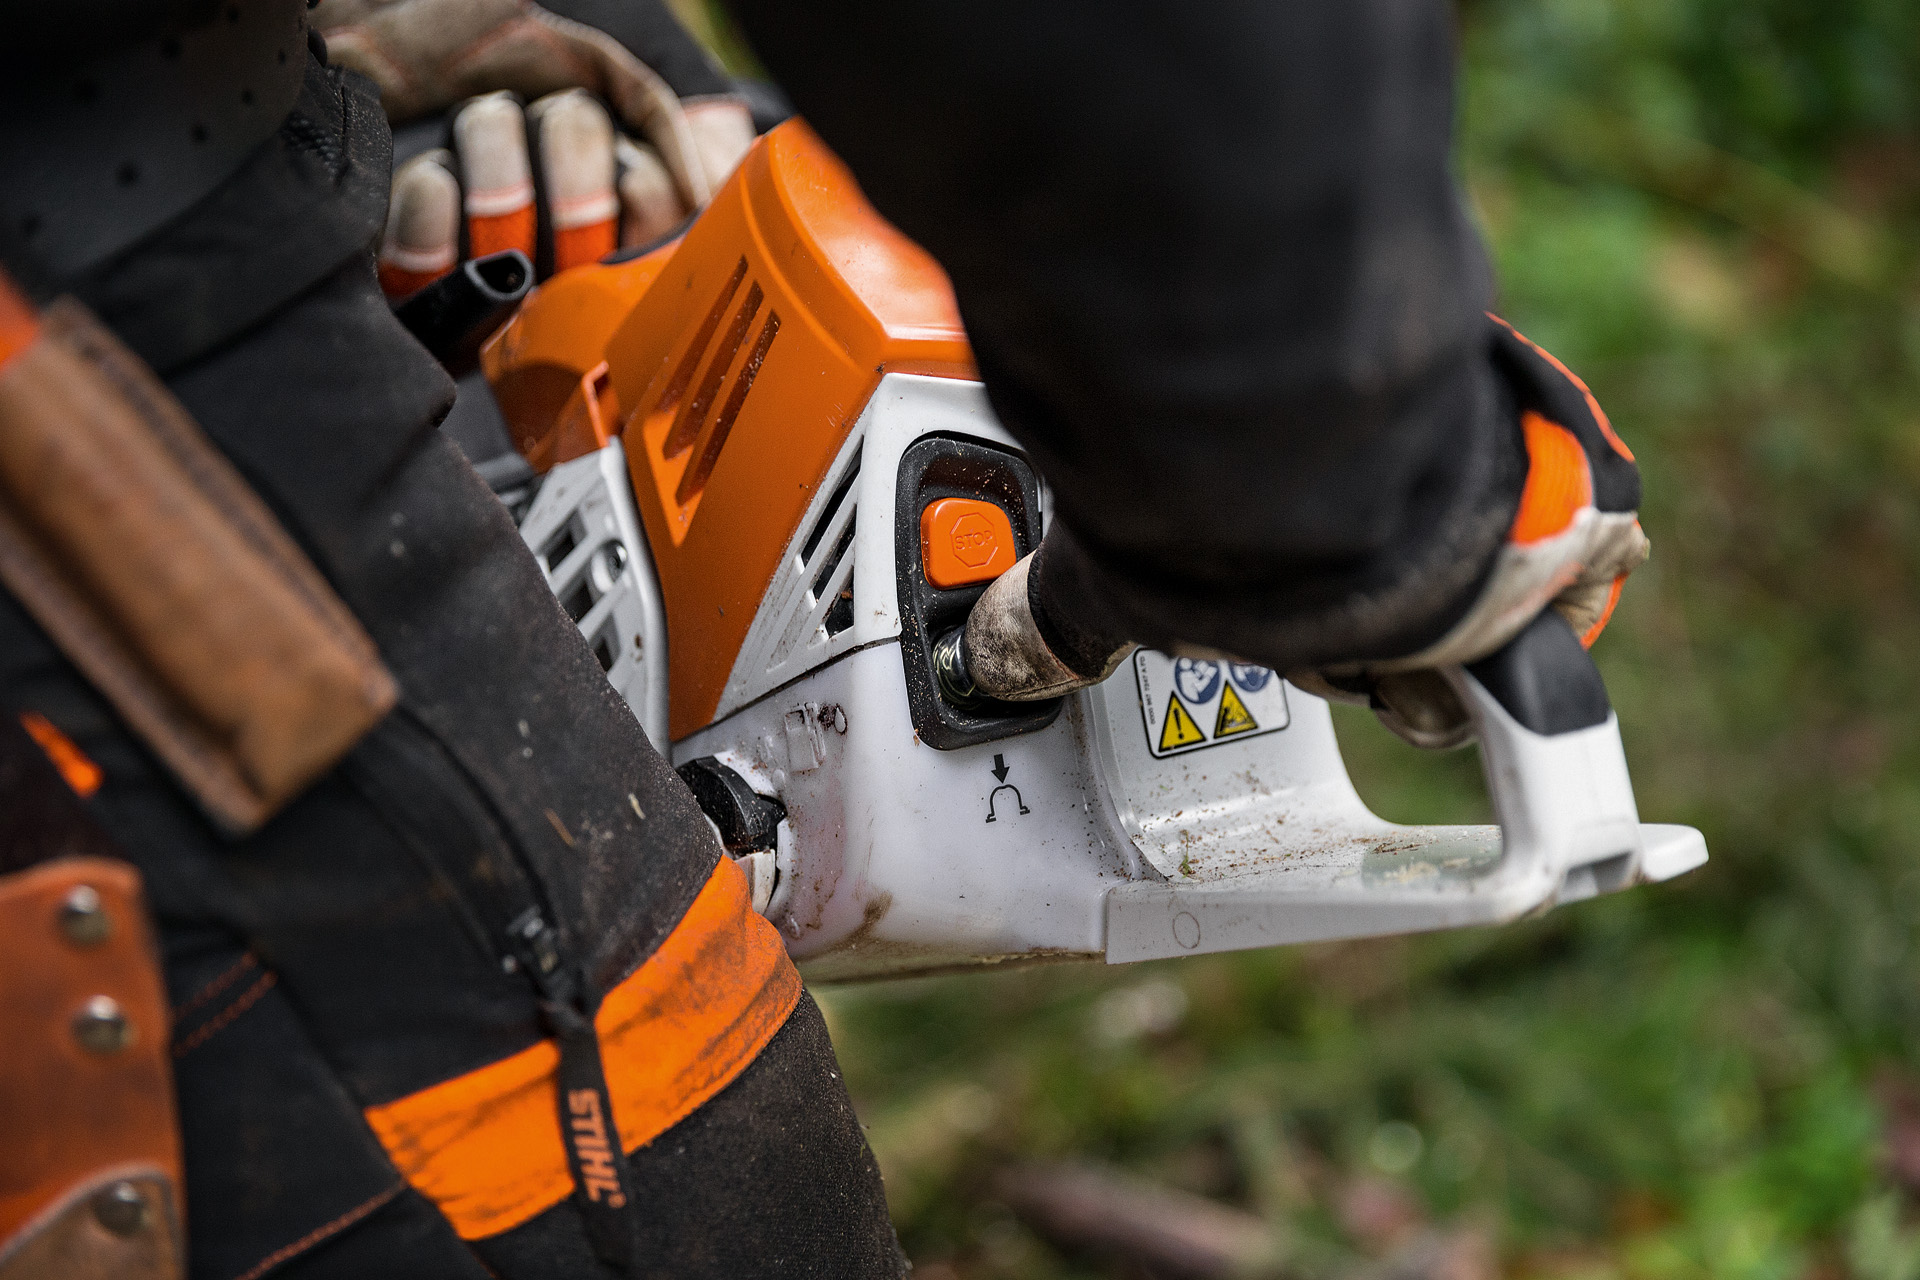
72, 995, 132, 1053
91, 1181, 149, 1237
59, 884, 111, 946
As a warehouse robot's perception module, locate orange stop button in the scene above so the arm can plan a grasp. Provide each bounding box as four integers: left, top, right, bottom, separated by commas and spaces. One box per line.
920, 498, 1017, 589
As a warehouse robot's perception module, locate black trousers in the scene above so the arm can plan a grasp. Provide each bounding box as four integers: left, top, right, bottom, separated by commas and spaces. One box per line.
0, 54, 901, 1280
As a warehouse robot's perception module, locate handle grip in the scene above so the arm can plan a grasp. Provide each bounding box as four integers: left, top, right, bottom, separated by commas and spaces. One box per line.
1443, 610, 1645, 905
391, 250, 532, 375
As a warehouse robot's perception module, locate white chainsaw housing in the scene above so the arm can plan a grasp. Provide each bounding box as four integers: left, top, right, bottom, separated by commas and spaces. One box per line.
519, 373, 1707, 981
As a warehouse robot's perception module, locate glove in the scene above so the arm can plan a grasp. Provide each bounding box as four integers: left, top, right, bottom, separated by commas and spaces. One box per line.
938, 318, 1648, 752
310, 0, 757, 295
1294, 317, 1648, 747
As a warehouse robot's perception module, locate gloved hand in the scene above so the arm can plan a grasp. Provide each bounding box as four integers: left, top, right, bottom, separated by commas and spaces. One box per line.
1294, 317, 1649, 747
310, 0, 757, 296
939, 318, 1648, 750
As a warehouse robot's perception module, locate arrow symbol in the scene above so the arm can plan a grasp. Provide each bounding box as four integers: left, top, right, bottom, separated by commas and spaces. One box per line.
991, 753, 1011, 783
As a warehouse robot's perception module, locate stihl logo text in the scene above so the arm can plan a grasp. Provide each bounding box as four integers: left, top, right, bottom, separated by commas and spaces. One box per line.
567, 1088, 627, 1206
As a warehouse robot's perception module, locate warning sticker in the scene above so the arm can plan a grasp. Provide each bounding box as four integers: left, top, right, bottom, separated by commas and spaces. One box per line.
1214, 684, 1258, 738
1159, 694, 1206, 751
1133, 651, 1290, 758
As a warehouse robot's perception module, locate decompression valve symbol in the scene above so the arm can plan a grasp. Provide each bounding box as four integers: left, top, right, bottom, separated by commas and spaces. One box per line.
986, 785, 1028, 822
985, 753, 1029, 822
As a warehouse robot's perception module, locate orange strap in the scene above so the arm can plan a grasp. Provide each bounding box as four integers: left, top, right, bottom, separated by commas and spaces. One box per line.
1508, 411, 1594, 545
363, 855, 801, 1240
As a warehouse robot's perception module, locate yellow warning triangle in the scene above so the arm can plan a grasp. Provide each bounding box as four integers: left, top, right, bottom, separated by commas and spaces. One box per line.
1159, 693, 1206, 751
1215, 684, 1259, 738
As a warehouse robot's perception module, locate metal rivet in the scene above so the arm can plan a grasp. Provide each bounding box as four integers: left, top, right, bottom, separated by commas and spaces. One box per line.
91, 1181, 149, 1237
59, 884, 111, 946
72, 995, 133, 1054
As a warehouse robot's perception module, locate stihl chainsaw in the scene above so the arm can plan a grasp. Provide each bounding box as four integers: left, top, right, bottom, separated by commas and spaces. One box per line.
456, 120, 1706, 982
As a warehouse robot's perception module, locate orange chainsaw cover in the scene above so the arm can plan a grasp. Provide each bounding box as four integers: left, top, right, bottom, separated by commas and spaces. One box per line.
484, 121, 973, 741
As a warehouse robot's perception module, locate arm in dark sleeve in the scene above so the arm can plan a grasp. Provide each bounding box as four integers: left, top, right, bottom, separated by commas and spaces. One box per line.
725, 0, 1527, 672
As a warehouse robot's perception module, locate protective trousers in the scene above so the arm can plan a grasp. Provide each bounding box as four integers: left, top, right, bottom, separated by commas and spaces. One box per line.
0, 50, 902, 1280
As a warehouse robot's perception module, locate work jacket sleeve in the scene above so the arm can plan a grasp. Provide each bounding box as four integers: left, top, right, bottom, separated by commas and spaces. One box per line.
726, 0, 1527, 672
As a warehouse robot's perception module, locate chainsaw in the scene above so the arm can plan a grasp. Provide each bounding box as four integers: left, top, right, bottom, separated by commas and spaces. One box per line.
458, 120, 1706, 982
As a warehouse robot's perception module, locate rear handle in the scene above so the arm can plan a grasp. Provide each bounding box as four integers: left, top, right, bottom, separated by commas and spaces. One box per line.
1442, 610, 1645, 905
391, 250, 532, 376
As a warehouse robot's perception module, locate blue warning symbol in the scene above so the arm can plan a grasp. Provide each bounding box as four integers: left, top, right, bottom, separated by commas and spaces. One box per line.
1229, 664, 1274, 693
1173, 659, 1221, 705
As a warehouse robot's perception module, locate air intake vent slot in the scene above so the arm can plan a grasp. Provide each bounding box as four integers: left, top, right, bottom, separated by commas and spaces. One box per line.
539, 517, 582, 574
589, 623, 619, 673
652, 257, 748, 433
666, 280, 763, 458
560, 577, 596, 624
645, 256, 782, 508
676, 307, 779, 504
802, 444, 860, 639
510, 444, 670, 749
813, 522, 856, 638
802, 444, 861, 562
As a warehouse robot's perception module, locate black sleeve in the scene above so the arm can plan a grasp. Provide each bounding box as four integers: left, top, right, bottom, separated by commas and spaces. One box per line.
725, 0, 1528, 671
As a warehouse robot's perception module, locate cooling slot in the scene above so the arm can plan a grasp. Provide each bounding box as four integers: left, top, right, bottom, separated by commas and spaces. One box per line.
590, 624, 619, 673
665, 281, 763, 458
800, 443, 862, 639
540, 517, 582, 574
802, 518, 856, 637
560, 576, 596, 624
801, 444, 862, 564
676, 310, 780, 504
651, 256, 748, 434
823, 579, 855, 637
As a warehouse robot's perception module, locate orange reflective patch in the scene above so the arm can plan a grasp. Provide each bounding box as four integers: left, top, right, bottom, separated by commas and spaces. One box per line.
18, 711, 102, 797
468, 206, 537, 262
0, 271, 39, 368
1509, 412, 1594, 545
377, 260, 453, 302
362, 856, 800, 1240
552, 220, 618, 275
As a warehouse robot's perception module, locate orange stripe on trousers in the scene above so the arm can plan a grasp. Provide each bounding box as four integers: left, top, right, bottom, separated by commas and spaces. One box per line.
362, 856, 801, 1240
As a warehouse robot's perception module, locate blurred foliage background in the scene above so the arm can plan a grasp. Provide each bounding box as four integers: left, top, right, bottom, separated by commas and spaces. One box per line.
695, 1, 1920, 1275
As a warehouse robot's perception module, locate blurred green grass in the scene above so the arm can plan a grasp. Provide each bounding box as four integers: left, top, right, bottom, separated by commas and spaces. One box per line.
704, 1, 1920, 1273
